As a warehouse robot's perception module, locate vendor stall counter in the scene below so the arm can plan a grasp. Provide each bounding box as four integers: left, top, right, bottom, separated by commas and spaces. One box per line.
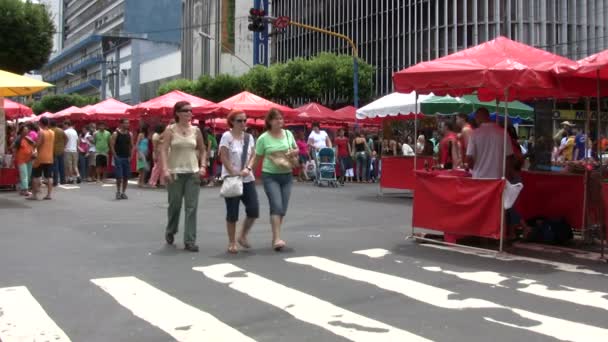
380, 155, 435, 191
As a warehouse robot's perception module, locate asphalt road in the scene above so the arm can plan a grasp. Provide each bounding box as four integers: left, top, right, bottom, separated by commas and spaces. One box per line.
1, 181, 607, 342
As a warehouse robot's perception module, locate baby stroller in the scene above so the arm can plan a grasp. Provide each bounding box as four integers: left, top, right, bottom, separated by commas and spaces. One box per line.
314, 147, 338, 187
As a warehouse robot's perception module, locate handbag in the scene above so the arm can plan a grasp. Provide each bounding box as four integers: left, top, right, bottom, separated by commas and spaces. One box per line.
220, 133, 251, 198
267, 130, 299, 169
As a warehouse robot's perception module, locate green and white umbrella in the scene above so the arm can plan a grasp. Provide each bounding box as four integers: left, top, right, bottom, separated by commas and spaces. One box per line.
421, 94, 534, 120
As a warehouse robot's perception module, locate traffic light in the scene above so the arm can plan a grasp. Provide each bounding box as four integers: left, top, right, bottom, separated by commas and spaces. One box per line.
248, 8, 266, 32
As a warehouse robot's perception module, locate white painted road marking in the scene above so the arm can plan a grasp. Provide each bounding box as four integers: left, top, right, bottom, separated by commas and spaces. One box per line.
421, 244, 608, 276
422, 266, 608, 311
353, 249, 392, 259
58, 184, 80, 190
0, 286, 71, 342
287, 256, 608, 342
194, 263, 432, 342
91, 276, 255, 342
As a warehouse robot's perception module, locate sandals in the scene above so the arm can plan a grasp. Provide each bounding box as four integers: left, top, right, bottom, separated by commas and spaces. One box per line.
237, 237, 251, 249
227, 243, 238, 254
272, 240, 286, 251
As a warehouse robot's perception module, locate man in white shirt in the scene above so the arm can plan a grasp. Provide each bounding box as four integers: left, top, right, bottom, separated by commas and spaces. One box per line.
466, 107, 513, 179
63, 121, 81, 184
307, 122, 332, 151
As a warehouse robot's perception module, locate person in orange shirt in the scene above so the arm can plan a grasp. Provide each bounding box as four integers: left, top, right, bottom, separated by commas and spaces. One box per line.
28, 117, 55, 200
14, 125, 35, 196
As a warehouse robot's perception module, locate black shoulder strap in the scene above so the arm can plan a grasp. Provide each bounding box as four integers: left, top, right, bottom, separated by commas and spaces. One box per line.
240, 133, 250, 171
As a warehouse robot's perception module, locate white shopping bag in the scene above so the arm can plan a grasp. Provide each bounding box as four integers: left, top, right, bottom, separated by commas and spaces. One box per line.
503, 182, 523, 210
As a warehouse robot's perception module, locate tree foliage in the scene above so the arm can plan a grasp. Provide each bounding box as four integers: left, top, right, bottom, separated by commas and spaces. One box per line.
198, 74, 242, 102
29, 94, 99, 114
0, 0, 55, 74
240, 65, 273, 100
157, 78, 196, 96
155, 53, 374, 107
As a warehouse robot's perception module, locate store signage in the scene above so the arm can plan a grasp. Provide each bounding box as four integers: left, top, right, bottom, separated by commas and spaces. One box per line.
551, 110, 608, 121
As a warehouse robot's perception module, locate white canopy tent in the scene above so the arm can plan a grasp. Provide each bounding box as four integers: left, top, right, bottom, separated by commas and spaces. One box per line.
355, 92, 434, 120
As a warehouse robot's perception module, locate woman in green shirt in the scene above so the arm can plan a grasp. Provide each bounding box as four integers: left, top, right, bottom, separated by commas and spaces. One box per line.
247, 109, 298, 251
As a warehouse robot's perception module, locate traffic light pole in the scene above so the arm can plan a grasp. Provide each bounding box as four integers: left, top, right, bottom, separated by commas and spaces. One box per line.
284, 20, 360, 108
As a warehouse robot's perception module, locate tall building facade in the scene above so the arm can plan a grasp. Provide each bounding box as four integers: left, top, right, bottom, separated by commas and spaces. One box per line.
272, 0, 608, 98
40, 0, 182, 103
181, 0, 256, 80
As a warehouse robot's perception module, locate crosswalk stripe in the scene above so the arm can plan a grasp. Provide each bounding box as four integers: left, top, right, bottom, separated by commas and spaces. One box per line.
422, 265, 608, 311
0, 286, 71, 342
287, 256, 608, 342
193, 263, 432, 342
355, 247, 608, 311
421, 244, 608, 277
91, 276, 255, 342
58, 184, 80, 190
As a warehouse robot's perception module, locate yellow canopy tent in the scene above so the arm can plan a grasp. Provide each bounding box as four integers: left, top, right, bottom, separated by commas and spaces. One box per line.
0, 69, 53, 156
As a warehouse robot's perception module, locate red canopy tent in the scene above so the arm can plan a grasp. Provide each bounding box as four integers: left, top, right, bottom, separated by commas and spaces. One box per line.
218, 91, 298, 119
394, 37, 586, 253
51, 106, 87, 121
3, 99, 33, 120
334, 106, 357, 122
393, 36, 580, 101
294, 102, 338, 123
128, 90, 223, 120
84, 98, 133, 121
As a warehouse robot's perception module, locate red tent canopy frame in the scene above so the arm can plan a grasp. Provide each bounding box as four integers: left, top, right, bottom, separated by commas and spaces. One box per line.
128, 90, 224, 120
84, 98, 133, 121
393, 36, 580, 102
294, 102, 338, 123
218, 91, 298, 119
3, 99, 33, 120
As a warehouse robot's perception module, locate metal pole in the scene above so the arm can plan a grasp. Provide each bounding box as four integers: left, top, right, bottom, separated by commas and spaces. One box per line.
582, 98, 591, 239
597, 70, 605, 259
353, 56, 359, 108
499, 88, 509, 253
288, 20, 359, 109
411, 92, 419, 236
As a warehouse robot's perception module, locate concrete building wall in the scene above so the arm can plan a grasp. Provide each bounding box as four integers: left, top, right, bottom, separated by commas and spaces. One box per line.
182, 0, 254, 80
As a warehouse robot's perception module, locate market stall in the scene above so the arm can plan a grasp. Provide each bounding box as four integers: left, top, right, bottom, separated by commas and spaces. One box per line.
356, 91, 435, 193
0, 70, 52, 190
394, 36, 583, 252
128, 90, 224, 121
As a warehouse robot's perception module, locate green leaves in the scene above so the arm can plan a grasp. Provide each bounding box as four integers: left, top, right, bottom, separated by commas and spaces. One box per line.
155, 53, 374, 107
29, 94, 99, 114
0, 0, 55, 74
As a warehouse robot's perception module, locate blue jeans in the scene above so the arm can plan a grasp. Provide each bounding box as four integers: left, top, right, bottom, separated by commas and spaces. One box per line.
114, 157, 131, 180
355, 152, 368, 181
53, 154, 65, 184
17, 162, 32, 190
78, 153, 88, 180
224, 181, 260, 222
262, 173, 293, 217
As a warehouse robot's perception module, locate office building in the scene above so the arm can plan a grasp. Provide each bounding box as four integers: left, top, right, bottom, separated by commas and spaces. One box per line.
40, 0, 182, 103
272, 0, 608, 97
181, 0, 256, 80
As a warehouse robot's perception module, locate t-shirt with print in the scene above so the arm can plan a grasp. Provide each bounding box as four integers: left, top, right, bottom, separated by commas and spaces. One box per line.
219, 131, 255, 183
256, 129, 297, 174
95, 130, 111, 155
308, 130, 329, 149
574, 133, 586, 160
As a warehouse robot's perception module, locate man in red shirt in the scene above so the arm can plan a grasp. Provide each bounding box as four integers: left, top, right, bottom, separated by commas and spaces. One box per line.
334, 128, 351, 185
439, 120, 461, 169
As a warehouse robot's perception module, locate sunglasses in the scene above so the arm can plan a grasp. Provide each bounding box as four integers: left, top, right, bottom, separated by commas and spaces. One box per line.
234, 118, 247, 123
178, 109, 192, 113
